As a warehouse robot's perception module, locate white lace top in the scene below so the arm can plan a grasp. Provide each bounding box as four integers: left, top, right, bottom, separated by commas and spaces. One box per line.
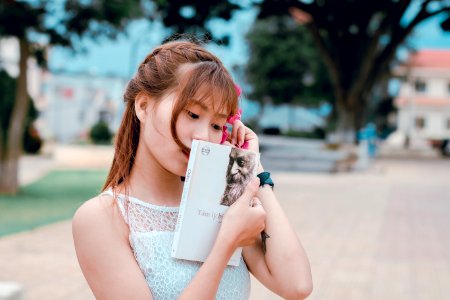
102, 190, 251, 300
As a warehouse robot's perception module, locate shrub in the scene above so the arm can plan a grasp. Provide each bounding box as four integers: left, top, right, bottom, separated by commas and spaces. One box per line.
23, 124, 43, 154
89, 121, 112, 144
262, 127, 281, 135
284, 127, 326, 139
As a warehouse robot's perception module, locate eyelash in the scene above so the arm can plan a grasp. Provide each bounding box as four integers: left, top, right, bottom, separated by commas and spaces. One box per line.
186, 110, 222, 132
187, 110, 199, 120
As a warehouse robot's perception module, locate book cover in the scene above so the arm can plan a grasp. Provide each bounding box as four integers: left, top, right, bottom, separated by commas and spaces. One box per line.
171, 140, 260, 266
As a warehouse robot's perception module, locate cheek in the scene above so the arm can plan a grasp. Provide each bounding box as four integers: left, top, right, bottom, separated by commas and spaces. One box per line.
175, 117, 191, 144
212, 130, 223, 144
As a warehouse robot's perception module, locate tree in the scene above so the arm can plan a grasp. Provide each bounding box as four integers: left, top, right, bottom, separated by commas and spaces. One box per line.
0, 70, 41, 155
0, 0, 247, 194
245, 16, 333, 111
0, 0, 142, 194
256, 0, 450, 142
153, 0, 241, 44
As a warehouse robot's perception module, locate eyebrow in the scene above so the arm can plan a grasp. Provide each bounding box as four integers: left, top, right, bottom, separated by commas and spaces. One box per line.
191, 100, 228, 119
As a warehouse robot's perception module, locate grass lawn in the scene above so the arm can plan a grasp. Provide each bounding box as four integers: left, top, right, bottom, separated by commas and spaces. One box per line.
0, 169, 107, 237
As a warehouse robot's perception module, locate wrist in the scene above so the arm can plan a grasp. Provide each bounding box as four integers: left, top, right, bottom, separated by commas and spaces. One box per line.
257, 171, 274, 189
257, 162, 264, 173
216, 229, 239, 254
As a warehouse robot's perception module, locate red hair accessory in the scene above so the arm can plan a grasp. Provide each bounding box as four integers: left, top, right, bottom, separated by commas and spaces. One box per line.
235, 84, 242, 97
221, 84, 248, 149
221, 107, 249, 149
227, 108, 242, 124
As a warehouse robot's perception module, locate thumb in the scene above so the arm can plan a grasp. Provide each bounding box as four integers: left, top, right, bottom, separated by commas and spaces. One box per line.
234, 177, 260, 206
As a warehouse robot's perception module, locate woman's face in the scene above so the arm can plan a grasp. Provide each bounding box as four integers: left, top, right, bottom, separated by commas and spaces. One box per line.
139, 92, 229, 177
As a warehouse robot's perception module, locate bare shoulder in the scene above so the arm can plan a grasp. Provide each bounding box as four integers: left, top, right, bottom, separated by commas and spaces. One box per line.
72, 194, 152, 298
72, 195, 128, 265
72, 193, 128, 245
73, 193, 115, 218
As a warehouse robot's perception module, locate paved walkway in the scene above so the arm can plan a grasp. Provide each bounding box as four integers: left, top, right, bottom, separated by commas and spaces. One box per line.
1, 145, 450, 299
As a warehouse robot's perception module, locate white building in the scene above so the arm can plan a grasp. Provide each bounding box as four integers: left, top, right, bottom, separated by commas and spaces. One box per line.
394, 50, 450, 144
1, 37, 128, 143
38, 71, 128, 143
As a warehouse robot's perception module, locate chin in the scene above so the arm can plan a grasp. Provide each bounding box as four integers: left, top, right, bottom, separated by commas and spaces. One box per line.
171, 161, 188, 178
176, 168, 188, 178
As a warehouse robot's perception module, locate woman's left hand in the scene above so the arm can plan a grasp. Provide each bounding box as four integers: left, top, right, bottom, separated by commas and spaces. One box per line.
225, 120, 259, 153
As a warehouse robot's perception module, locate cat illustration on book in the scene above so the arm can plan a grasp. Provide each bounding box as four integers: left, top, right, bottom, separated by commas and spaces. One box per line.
220, 148, 258, 206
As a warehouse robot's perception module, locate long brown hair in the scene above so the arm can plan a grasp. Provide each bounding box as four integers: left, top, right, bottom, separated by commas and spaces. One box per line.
103, 40, 239, 191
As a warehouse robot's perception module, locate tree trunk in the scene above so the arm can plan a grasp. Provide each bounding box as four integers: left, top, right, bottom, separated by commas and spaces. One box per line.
335, 102, 356, 144
0, 159, 20, 194
0, 38, 30, 195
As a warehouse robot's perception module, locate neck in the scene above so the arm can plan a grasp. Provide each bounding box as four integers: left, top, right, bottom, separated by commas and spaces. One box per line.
125, 143, 183, 206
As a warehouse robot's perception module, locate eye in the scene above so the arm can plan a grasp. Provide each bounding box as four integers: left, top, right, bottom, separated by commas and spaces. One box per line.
186, 110, 199, 119
237, 158, 245, 167
212, 124, 222, 131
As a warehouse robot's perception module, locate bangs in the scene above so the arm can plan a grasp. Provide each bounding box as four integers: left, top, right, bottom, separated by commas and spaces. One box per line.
175, 62, 239, 118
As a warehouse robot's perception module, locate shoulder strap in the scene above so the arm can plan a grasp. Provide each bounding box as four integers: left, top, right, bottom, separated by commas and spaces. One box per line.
99, 189, 129, 225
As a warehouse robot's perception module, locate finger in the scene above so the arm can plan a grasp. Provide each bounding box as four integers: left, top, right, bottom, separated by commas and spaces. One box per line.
221, 141, 234, 147
231, 120, 243, 145
237, 126, 246, 147
243, 128, 257, 145
252, 197, 262, 207
235, 177, 260, 205
252, 201, 266, 215
249, 196, 260, 207
248, 197, 258, 207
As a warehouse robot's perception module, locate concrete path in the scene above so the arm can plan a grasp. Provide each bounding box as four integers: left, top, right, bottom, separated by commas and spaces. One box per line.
2, 144, 450, 299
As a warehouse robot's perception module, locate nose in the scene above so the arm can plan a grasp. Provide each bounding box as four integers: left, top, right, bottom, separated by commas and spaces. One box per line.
192, 124, 210, 142
230, 161, 239, 175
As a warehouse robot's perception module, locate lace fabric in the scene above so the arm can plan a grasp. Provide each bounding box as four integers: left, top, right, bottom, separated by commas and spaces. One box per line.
101, 190, 251, 300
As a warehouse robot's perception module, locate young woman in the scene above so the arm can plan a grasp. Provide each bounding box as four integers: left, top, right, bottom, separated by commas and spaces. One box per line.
72, 40, 312, 300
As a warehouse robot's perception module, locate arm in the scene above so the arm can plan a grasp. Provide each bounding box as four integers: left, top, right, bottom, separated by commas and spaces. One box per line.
243, 164, 313, 300
230, 120, 313, 299
74, 180, 265, 300
72, 196, 154, 300
179, 177, 265, 299
178, 230, 238, 299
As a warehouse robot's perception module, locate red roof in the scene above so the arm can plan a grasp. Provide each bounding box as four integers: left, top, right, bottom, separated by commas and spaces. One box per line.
407, 50, 450, 69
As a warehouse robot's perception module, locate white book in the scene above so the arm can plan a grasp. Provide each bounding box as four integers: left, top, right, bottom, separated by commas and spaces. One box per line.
171, 140, 260, 266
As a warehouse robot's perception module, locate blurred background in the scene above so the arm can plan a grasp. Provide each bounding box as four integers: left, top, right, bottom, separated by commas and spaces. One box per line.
0, 0, 450, 299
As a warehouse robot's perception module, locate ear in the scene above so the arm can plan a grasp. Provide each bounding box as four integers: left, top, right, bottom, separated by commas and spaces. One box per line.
135, 93, 152, 123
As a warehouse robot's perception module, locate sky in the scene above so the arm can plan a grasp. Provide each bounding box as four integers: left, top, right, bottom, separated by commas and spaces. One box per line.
49, 9, 257, 79
49, 7, 450, 80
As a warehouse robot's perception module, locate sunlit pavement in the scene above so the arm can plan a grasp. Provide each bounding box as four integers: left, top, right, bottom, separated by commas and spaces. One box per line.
2, 144, 450, 299
251, 157, 450, 300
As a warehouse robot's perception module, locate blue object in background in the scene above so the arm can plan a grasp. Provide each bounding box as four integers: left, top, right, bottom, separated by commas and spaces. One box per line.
358, 123, 378, 158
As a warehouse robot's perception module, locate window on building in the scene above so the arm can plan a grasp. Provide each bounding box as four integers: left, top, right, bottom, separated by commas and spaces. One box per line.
79, 110, 85, 122
448, 82, 450, 94
414, 80, 427, 92
99, 110, 112, 123
415, 117, 426, 129
447, 118, 450, 130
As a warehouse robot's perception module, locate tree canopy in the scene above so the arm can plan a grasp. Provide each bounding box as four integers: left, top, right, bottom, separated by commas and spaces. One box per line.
0, 0, 250, 194
245, 16, 333, 107
256, 0, 450, 140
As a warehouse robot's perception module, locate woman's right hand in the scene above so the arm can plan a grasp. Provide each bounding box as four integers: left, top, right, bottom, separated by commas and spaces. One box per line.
218, 177, 266, 249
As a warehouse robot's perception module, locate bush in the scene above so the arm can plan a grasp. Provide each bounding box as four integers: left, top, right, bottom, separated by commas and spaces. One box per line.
89, 121, 112, 144
23, 124, 43, 154
1, 70, 42, 154
284, 127, 326, 139
262, 127, 281, 135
